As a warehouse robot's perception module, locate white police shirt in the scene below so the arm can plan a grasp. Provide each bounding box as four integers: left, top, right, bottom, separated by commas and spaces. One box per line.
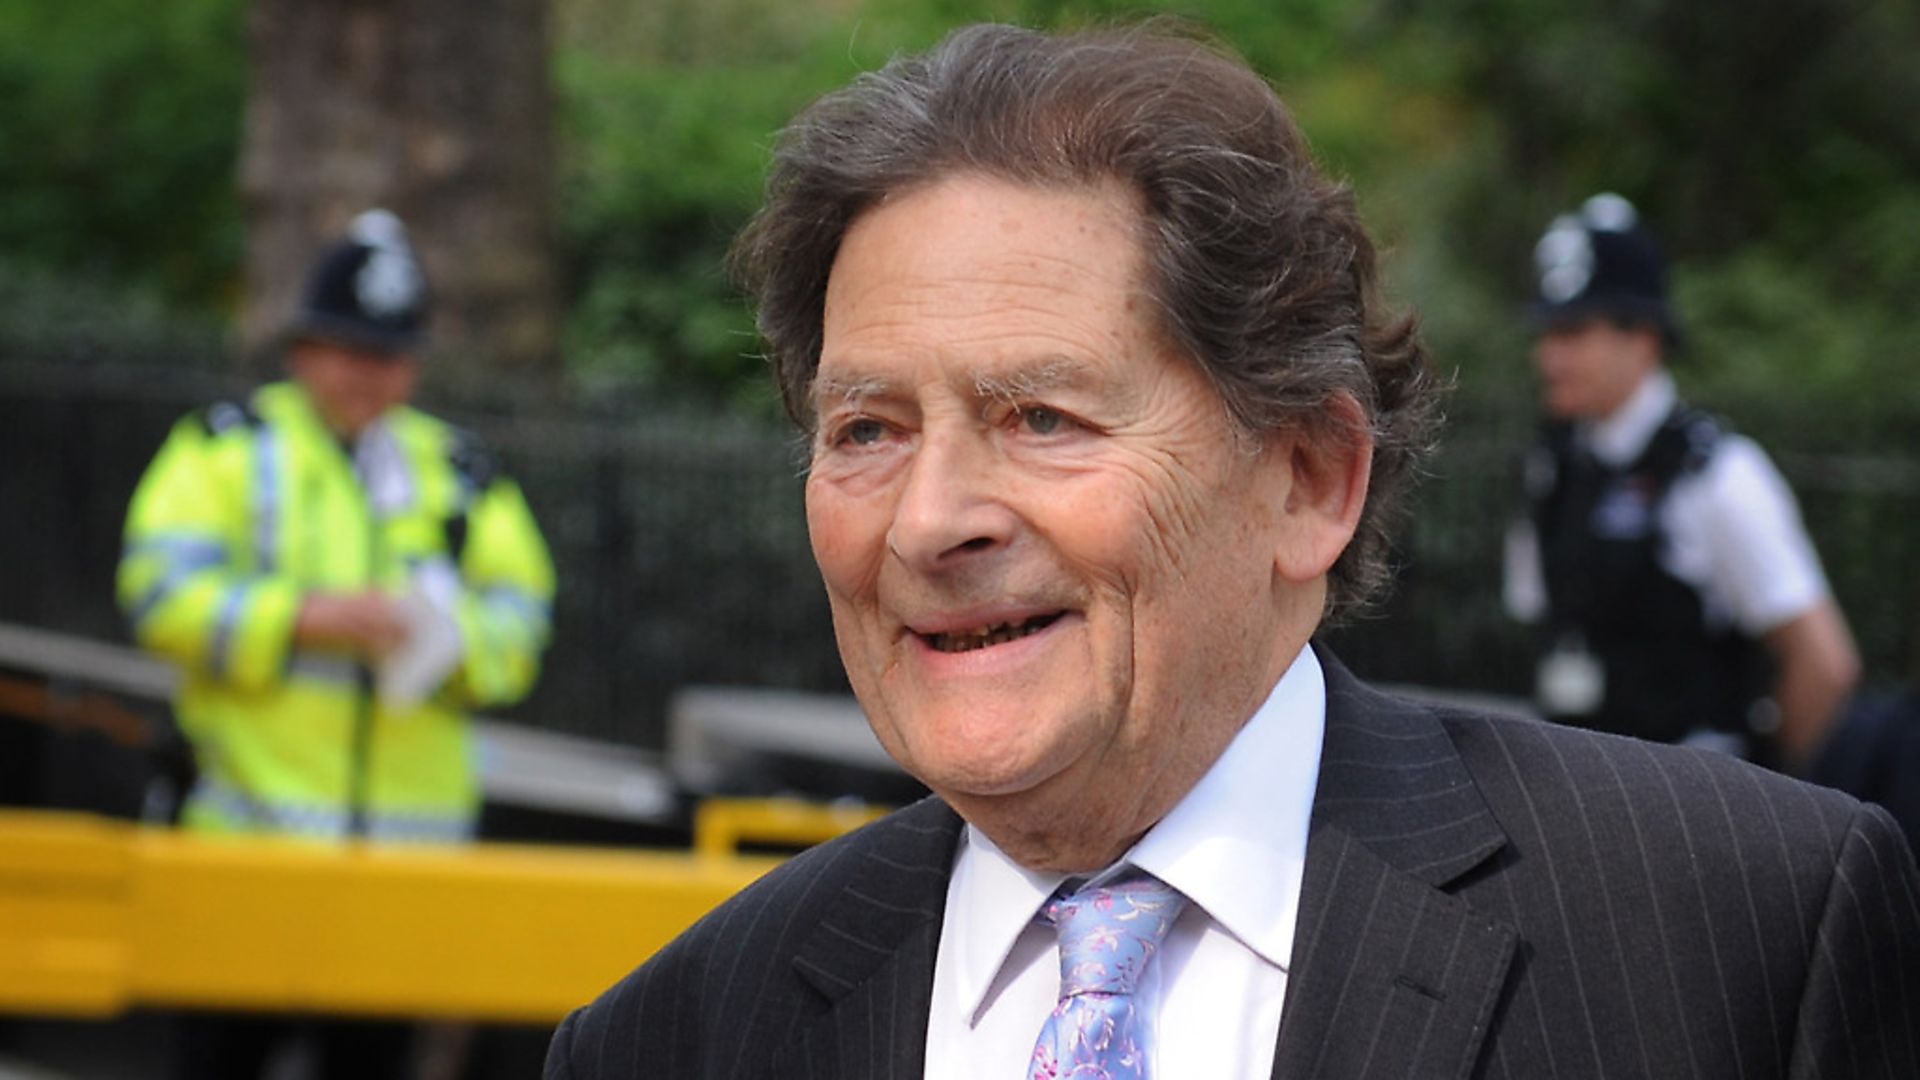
1504, 370, 1832, 640
924, 647, 1325, 1080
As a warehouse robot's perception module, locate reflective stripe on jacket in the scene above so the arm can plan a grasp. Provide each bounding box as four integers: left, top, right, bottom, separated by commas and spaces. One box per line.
118, 381, 556, 842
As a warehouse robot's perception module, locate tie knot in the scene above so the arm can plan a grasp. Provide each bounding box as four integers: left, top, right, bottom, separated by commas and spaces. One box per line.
1043, 869, 1188, 997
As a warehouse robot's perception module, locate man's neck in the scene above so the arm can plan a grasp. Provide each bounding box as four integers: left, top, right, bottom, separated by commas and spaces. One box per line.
952, 640, 1314, 874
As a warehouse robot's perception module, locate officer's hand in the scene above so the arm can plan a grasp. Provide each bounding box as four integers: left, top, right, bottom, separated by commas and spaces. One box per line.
293, 593, 411, 660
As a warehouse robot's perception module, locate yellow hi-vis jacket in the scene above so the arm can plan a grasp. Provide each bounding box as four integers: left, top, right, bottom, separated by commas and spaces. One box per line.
117, 381, 556, 842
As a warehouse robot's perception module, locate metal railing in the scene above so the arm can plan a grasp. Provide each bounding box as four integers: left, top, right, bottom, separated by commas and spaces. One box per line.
3, 356, 1915, 754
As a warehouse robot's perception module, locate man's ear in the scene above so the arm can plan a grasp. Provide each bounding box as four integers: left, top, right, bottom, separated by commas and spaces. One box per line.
1269, 393, 1372, 584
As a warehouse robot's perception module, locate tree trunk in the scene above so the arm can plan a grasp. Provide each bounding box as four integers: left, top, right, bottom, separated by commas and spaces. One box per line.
240, 0, 558, 387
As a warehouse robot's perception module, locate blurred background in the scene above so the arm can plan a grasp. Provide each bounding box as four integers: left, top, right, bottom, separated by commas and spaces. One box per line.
1, 0, 1917, 1076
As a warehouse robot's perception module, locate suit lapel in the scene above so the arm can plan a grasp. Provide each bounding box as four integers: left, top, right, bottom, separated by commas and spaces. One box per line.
782, 797, 963, 1080
1271, 650, 1518, 1079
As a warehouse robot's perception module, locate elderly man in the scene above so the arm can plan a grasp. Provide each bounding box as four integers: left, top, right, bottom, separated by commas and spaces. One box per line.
548, 24, 1920, 1080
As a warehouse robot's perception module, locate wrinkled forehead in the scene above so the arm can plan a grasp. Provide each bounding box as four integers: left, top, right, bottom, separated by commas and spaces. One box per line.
802, 173, 1170, 414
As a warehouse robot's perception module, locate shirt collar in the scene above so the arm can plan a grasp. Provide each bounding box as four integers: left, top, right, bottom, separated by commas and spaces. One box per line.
946, 646, 1327, 1022
1129, 646, 1324, 970
1584, 369, 1675, 466
945, 825, 1068, 1026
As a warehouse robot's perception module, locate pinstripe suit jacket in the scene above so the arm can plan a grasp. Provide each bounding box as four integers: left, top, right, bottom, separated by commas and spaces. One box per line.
547, 653, 1920, 1078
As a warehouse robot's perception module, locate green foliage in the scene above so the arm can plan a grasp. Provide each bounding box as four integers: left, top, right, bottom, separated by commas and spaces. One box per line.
0, 257, 226, 366
1680, 211, 1920, 412
3, 0, 1916, 423
549, 0, 1412, 408
553, 0, 947, 413
557, 53, 778, 411
0, 0, 245, 312
1354, 0, 1920, 405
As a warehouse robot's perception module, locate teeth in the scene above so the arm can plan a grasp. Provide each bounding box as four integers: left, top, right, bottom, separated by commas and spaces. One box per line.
928, 615, 1058, 654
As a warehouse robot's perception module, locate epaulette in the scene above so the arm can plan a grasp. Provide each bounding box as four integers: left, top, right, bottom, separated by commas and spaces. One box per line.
447, 427, 500, 495
197, 399, 262, 437
1670, 406, 1728, 476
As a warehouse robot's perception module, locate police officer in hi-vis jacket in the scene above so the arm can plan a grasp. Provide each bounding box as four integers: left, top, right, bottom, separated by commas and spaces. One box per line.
119, 209, 555, 1078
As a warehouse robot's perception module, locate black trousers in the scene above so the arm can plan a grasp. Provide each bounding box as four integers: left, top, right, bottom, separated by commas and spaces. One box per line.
172, 1012, 412, 1080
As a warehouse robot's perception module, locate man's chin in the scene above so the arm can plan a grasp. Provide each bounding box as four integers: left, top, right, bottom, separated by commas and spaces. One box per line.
935, 779, 1144, 873
901, 752, 1037, 799
892, 740, 1074, 804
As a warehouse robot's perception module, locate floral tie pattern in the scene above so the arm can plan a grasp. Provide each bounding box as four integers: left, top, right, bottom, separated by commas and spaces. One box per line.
1028, 869, 1189, 1080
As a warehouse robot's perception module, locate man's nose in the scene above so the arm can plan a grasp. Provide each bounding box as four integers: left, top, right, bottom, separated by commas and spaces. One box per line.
885, 430, 1018, 572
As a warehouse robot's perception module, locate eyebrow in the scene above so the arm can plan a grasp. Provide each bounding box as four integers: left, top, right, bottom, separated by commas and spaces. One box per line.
810, 372, 891, 415
972, 357, 1087, 403
810, 355, 1100, 423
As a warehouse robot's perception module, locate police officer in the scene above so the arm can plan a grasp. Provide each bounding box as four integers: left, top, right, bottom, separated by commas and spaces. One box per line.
118, 210, 556, 1078
1503, 193, 1859, 769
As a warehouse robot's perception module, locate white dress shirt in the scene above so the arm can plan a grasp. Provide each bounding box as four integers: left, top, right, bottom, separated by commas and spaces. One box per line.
924, 647, 1326, 1080
1504, 370, 1831, 636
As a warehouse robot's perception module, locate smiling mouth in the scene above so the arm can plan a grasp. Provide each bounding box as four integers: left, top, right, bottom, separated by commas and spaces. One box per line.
923, 613, 1064, 654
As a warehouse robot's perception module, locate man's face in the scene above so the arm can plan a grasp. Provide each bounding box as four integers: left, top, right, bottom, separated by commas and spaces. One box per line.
1532, 317, 1661, 421
290, 339, 418, 437
806, 174, 1303, 868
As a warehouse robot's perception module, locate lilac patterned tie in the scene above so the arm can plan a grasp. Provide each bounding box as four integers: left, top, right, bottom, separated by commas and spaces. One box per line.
1028, 869, 1189, 1080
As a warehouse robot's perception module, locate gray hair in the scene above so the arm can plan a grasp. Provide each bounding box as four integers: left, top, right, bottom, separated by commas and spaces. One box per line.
731, 21, 1441, 622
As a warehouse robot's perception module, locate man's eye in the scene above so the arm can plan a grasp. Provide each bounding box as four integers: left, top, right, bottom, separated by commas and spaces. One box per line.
839, 418, 888, 446
1019, 407, 1066, 436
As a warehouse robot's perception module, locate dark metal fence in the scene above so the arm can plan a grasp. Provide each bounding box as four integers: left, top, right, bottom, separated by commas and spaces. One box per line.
3, 351, 1915, 751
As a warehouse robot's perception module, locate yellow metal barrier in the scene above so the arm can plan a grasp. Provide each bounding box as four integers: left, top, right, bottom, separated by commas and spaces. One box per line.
0, 802, 877, 1024
692, 796, 888, 859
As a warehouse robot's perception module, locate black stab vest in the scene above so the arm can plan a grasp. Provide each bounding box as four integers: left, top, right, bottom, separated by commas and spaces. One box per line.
1527, 406, 1770, 752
